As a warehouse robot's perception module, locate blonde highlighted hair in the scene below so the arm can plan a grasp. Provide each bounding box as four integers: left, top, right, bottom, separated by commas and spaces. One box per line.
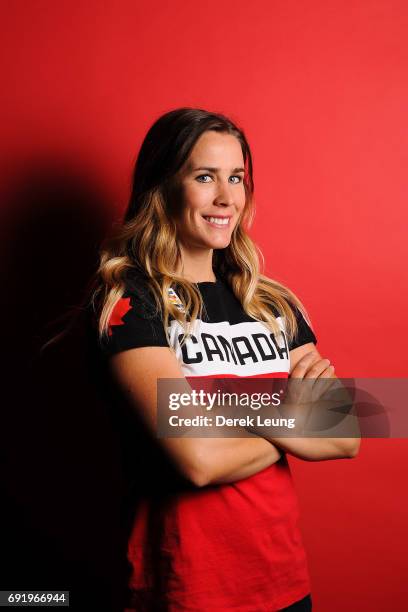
90, 107, 312, 350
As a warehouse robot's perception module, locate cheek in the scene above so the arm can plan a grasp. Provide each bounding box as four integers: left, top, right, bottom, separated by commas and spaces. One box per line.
183, 186, 209, 215
238, 196, 247, 215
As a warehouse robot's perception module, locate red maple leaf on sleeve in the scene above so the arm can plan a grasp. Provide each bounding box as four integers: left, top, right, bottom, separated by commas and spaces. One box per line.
108, 297, 132, 336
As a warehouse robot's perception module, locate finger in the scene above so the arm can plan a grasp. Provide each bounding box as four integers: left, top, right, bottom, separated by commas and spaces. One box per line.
290, 351, 320, 379
304, 358, 331, 379
305, 360, 332, 404
311, 366, 337, 402
315, 365, 337, 394
318, 365, 336, 379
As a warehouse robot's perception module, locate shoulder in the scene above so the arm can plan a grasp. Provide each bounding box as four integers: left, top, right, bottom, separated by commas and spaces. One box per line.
283, 301, 317, 351
256, 277, 317, 350
121, 268, 160, 320
98, 269, 169, 358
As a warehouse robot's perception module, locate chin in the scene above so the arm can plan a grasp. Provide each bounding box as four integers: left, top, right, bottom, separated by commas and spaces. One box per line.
206, 238, 231, 249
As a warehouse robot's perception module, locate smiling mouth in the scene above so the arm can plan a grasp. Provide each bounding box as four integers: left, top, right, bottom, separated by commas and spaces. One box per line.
202, 216, 231, 228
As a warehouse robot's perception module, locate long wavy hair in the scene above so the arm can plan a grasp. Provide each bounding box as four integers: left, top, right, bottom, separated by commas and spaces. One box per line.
90, 107, 312, 351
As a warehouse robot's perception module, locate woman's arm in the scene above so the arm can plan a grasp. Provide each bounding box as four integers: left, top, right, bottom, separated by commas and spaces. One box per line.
109, 346, 282, 487
251, 344, 361, 461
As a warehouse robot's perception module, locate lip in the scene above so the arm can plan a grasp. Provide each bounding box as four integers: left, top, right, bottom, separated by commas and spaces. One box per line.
201, 214, 233, 219
202, 215, 233, 229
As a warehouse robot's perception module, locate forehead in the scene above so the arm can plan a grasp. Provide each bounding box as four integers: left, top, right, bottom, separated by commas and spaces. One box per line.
185, 131, 244, 169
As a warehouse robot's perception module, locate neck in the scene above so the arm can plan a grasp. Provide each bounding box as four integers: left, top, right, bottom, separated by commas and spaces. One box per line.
175, 244, 216, 283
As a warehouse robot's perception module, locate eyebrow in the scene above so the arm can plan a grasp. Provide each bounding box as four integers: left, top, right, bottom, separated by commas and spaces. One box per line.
192, 166, 245, 173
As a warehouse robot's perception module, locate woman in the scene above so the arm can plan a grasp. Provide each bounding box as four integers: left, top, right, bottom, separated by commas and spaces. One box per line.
92, 107, 359, 611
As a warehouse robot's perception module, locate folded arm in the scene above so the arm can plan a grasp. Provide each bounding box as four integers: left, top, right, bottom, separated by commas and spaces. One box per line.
109, 346, 282, 487
249, 344, 361, 461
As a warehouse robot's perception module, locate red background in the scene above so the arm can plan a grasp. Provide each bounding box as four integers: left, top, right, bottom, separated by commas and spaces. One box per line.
1, 1, 407, 610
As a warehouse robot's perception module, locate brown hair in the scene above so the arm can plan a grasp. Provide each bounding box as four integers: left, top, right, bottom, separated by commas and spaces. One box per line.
90, 107, 312, 351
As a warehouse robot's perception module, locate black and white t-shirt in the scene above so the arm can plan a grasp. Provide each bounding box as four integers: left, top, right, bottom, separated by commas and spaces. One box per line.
100, 270, 317, 376
96, 269, 318, 610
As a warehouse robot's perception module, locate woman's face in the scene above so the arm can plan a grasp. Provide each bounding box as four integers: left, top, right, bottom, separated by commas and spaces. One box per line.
173, 130, 247, 252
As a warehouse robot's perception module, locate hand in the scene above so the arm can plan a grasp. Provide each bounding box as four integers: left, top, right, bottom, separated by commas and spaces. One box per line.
291, 350, 334, 379
282, 351, 338, 431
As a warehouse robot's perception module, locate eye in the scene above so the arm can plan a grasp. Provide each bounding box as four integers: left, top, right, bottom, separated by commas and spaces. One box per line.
195, 174, 243, 184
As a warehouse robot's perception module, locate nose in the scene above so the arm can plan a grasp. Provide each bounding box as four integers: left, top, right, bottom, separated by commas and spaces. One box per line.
214, 180, 235, 207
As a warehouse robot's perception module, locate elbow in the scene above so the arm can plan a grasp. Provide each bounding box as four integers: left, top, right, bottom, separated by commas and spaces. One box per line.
296, 438, 361, 461
184, 461, 210, 488
347, 442, 361, 459
340, 438, 361, 459
180, 451, 211, 488
188, 469, 211, 488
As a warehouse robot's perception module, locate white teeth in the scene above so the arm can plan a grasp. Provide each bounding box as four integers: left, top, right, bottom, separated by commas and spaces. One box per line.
203, 216, 229, 226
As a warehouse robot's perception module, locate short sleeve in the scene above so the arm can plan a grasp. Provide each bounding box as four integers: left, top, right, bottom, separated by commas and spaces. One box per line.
287, 304, 317, 351
98, 273, 170, 359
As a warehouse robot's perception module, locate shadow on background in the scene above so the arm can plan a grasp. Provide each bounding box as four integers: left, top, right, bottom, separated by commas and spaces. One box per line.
0, 155, 130, 611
